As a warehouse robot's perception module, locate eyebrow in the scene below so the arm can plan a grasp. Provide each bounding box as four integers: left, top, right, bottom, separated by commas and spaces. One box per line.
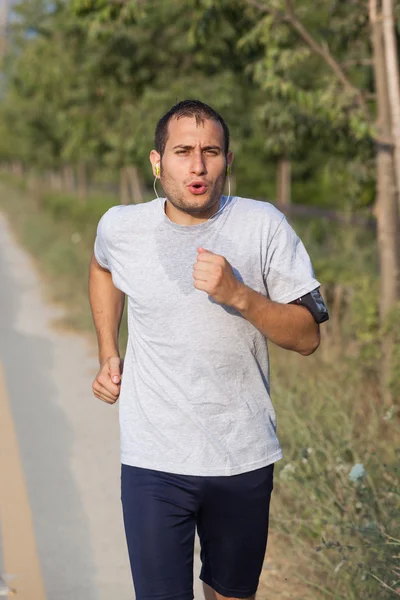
172, 144, 222, 151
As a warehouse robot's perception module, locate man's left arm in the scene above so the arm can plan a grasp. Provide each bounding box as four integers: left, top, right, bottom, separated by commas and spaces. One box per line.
231, 285, 320, 356
193, 247, 323, 357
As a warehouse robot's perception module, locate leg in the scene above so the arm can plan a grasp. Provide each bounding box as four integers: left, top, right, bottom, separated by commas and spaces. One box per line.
197, 464, 274, 600
121, 464, 198, 600
203, 581, 255, 600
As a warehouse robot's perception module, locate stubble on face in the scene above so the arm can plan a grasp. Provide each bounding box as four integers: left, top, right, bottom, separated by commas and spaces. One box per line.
159, 164, 226, 217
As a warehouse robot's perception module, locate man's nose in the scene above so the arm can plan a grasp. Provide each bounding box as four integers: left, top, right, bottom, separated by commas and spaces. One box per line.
190, 152, 207, 175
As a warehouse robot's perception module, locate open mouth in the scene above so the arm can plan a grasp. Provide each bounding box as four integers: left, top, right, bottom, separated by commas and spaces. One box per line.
187, 182, 208, 195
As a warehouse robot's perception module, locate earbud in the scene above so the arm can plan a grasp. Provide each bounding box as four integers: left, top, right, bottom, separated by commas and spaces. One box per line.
155, 164, 160, 177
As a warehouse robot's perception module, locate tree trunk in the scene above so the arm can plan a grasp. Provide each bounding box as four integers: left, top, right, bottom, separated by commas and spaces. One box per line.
12, 161, 23, 177
276, 158, 291, 209
27, 172, 43, 205
50, 170, 63, 191
370, 0, 400, 402
120, 167, 130, 205
382, 0, 400, 210
0, 0, 8, 61
77, 164, 87, 202
62, 165, 75, 194
126, 165, 144, 204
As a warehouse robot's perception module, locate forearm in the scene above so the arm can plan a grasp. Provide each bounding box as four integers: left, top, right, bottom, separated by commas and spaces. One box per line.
89, 255, 125, 364
232, 284, 320, 355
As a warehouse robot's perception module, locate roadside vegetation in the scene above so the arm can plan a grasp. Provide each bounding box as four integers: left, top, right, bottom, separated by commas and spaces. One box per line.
1, 174, 398, 599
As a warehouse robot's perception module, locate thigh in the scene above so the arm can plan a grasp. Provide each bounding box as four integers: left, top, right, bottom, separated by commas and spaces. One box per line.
121, 464, 198, 600
197, 465, 274, 599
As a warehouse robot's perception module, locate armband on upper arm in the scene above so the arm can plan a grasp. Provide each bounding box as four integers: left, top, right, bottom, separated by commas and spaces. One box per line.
290, 288, 329, 324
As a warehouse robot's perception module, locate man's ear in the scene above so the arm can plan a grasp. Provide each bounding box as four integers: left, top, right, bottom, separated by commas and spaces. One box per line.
150, 150, 161, 177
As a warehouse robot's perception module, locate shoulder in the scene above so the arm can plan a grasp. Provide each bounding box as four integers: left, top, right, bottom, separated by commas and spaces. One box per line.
230, 196, 285, 236
232, 196, 284, 221
98, 199, 160, 236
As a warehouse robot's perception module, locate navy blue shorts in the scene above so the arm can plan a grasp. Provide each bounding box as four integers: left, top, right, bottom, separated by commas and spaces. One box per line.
121, 464, 274, 600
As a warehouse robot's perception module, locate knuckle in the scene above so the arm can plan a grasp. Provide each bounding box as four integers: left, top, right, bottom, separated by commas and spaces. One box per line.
213, 271, 222, 282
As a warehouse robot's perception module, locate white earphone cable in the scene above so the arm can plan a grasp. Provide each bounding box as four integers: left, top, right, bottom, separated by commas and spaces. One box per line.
153, 176, 159, 199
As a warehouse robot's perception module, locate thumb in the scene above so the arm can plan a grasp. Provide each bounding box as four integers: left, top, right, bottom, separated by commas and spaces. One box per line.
197, 247, 213, 254
109, 357, 121, 383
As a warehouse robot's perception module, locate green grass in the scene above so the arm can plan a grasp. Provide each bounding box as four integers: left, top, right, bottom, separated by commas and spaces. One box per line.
270, 344, 400, 598
0, 175, 399, 599
0, 177, 122, 337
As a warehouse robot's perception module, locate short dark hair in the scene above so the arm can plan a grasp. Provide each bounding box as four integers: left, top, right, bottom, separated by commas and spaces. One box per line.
155, 100, 230, 157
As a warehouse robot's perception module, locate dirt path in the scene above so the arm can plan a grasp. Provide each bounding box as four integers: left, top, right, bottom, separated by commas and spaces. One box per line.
0, 213, 134, 599
258, 531, 313, 599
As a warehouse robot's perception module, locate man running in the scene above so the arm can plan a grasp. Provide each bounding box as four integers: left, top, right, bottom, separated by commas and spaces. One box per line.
89, 100, 329, 600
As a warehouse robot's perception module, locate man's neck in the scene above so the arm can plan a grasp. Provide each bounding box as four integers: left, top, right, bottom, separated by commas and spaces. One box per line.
164, 198, 221, 226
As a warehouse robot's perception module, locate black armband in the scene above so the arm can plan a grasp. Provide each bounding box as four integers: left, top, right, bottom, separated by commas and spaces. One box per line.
290, 288, 329, 324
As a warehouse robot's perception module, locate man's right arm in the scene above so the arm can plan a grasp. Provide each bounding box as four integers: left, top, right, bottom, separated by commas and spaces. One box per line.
89, 254, 125, 404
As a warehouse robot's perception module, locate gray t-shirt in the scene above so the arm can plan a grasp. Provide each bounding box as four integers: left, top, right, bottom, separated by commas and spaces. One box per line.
94, 196, 320, 476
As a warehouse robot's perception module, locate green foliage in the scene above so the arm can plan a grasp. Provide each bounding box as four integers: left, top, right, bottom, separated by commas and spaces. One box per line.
39, 190, 115, 235
384, 303, 400, 397
0, 0, 382, 208
349, 274, 380, 367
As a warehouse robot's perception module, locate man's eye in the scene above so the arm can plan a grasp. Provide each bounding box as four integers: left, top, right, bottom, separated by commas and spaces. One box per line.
205, 150, 218, 156
176, 150, 188, 155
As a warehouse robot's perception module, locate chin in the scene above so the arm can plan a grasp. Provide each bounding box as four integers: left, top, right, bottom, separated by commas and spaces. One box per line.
186, 202, 216, 216
164, 183, 223, 215
184, 193, 219, 213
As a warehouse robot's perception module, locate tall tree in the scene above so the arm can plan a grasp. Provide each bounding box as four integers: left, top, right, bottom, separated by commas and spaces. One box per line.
382, 0, 400, 210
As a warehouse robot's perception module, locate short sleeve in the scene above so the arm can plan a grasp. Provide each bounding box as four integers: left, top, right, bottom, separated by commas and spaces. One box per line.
264, 216, 320, 303
93, 208, 116, 270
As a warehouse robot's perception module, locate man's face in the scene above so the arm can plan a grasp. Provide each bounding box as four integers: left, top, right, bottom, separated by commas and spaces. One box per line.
152, 117, 232, 217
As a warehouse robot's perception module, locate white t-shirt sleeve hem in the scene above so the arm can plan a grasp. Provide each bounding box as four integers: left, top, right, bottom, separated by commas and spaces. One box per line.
93, 205, 119, 270
272, 279, 321, 304
94, 241, 110, 270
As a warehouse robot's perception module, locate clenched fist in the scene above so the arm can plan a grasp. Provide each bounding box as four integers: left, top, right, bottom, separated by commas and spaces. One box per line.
92, 356, 123, 404
193, 248, 243, 307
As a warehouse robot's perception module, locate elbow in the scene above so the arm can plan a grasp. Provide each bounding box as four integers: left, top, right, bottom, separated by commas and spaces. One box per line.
298, 329, 320, 356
